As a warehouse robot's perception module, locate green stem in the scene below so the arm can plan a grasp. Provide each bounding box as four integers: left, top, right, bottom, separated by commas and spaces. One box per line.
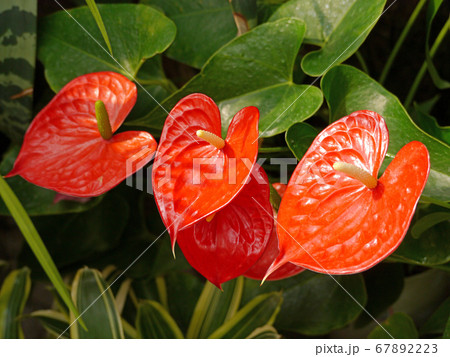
258, 146, 291, 153
405, 17, 450, 108
355, 51, 369, 74
95, 100, 113, 140
379, 0, 427, 85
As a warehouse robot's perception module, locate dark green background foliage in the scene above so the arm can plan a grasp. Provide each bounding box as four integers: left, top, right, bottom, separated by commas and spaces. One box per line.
0, 0, 449, 339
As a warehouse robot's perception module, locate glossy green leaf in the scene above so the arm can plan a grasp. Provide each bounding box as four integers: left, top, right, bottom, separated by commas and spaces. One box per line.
30, 310, 70, 338
219, 83, 323, 138
38, 4, 176, 91
420, 297, 450, 336
0, 0, 36, 142
0, 267, 31, 338
321, 64, 450, 202
246, 325, 280, 339
209, 292, 282, 338
85, 0, 113, 55
285, 122, 319, 160
130, 18, 321, 138
368, 313, 418, 339
187, 277, 243, 338
411, 211, 450, 239
355, 264, 404, 328
425, 0, 450, 89
391, 205, 450, 266
412, 104, 450, 146
273, 273, 367, 335
70, 268, 124, 339
0, 146, 101, 216
269, 0, 386, 76
0, 176, 83, 327
136, 300, 184, 339
142, 0, 236, 69
19, 193, 128, 270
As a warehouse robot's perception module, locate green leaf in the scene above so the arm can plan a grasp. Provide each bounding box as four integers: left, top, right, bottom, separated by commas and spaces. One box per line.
420, 297, 450, 336
0, 146, 101, 216
70, 267, 124, 339
444, 315, 450, 339
30, 310, 70, 338
425, 0, 450, 89
355, 264, 404, 328
246, 325, 280, 339
412, 103, 450, 146
368, 313, 418, 339
38, 4, 176, 91
273, 273, 367, 335
391, 205, 450, 266
142, 0, 237, 69
285, 122, 319, 160
208, 292, 282, 338
136, 300, 184, 339
321, 64, 450, 202
0, 267, 31, 338
411, 211, 450, 239
0, 176, 83, 328
85, 0, 113, 55
187, 277, 243, 338
19, 193, 129, 270
218, 83, 323, 138
130, 18, 321, 138
269, 0, 386, 76
0, 0, 36, 142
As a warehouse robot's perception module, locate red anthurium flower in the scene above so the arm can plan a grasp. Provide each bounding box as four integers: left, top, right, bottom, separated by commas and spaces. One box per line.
152, 93, 260, 247
244, 183, 304, 281
6, 72, 156, 197
177, 164, 273, 288
267, 110, 430, 277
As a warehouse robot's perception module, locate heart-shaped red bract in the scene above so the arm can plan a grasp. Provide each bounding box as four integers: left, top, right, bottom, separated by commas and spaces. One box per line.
269, 110, 430, 276
177, 164, 273, 288
152, 93, 259, 246
244, 183, 304, 281
6, 72, 156, 197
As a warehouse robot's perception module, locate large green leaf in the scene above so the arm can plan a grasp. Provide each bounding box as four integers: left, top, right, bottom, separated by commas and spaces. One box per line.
0, 268, 31, 338
142, 0, 237, 69
0, 146, 101, 216
19, 193, 129, 270
130, 18, 322, 137
274, 273, 367, 335
391, 205, 450, 266
209, 292, 282, 338
219, 83, 323, 138
70, 268, 124, 338
0, 176, 83, 327
412, 104, 450, 146
321, 65, 450, 202
38, 4, 176, 91
0, 1, 36, 142
136, 300, 183, 338
355, 264, 404, 328
368, 313, 418, 339
285, 122, 319, 160
187, 277, 243, 338
269, 0, 386, 76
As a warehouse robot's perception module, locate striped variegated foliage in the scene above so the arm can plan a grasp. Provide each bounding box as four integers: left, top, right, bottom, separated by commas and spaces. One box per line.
0, 0, 36, 142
